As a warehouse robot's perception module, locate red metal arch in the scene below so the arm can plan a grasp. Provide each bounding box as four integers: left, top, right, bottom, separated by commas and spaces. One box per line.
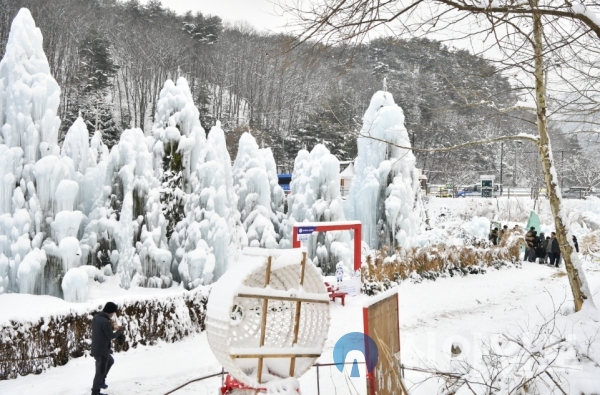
291, 221, 362, 271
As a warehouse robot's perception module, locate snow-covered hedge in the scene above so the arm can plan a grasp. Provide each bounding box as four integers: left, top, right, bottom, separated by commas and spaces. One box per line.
0, 289, 207, 380
362, 231, 523, 295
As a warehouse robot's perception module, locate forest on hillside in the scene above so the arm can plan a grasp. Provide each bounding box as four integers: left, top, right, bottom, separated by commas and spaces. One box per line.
0, 0, 587, 187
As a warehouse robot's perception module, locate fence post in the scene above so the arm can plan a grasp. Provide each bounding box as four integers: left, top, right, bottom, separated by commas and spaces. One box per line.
316, 363, 320, 395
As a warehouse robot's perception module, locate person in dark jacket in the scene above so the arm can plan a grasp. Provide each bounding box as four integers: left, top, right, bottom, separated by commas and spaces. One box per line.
91, 302, 124, 395
545, 236, 552, 264
489, 227, 499, 246
550, 232, 561, 267
525, 227, 537, 262
536, 233, 546, 264
573, 235, 579, 253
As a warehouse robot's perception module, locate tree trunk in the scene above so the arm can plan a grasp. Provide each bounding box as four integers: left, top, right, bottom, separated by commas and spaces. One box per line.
531, 1, 593, 311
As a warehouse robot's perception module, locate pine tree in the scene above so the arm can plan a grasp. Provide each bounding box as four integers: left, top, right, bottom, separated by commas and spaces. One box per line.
62, 28, 120, 148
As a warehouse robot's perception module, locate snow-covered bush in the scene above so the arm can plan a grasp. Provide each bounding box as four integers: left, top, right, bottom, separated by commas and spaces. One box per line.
61, 266, 89, 303
345, 91, 423, 250
0, 289, 208, 380
438, 306, 600, 395
361, 235, 522, 295
282, 144, 351, 273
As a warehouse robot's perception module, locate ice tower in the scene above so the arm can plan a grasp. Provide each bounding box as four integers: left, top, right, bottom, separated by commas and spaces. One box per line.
344, 91, 423, 250
0, 9, 63, 295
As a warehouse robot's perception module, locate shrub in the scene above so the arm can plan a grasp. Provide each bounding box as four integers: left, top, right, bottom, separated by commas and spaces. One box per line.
362, 231, 523, 295
0, 289, 207, 380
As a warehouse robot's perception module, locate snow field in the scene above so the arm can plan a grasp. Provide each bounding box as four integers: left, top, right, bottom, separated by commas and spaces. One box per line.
2, 259, 599, 394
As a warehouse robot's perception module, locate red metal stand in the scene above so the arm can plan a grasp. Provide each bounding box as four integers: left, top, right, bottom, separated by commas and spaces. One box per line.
221, 375, 266, 394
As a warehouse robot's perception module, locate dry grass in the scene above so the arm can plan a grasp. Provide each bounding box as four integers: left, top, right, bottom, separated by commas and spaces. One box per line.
582, 231, 600, 260
363, 231, 523, 295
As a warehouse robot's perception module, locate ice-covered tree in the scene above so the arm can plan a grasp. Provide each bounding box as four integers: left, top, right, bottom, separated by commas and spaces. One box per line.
282, 144, 351, 273
345, 91, 423, 250
173, 122, 242, 287
232, 133, 283, 249
104, 128, 171, 289
0, 9, 63, 295
260, 146, 285, 237
152, 77, 205, 239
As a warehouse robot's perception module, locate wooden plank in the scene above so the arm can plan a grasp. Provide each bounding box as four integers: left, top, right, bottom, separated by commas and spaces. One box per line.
365, 292, 406, 395
256, 256, 272, 384
231, 353, 321, 359
236, 293, 329, 304
289, 252, 307, 377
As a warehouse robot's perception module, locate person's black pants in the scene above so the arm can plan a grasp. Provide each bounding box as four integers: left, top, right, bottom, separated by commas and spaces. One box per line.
92, 354, 114, 394
550, 252, 561, 267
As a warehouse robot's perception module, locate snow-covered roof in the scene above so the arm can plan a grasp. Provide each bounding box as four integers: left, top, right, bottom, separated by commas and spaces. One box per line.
340, 162, 354, 178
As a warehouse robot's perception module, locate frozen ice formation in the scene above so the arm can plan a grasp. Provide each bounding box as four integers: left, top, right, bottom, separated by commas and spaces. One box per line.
345, 91, 423, 250
0, 9, 428, 301
174, 121, 240, 285
283, 144, 351, 272
232, 132, 283, 249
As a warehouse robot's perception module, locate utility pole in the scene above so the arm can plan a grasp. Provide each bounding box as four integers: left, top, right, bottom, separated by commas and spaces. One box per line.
513, 141, 523, 187
560, 150, 564, 190
500, 142, 504, 186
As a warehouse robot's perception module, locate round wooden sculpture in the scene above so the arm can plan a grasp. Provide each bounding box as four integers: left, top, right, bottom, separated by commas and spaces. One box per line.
206, 248, 330, 389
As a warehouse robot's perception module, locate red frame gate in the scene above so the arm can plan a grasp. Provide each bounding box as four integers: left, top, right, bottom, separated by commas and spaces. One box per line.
291, 221, 362, 271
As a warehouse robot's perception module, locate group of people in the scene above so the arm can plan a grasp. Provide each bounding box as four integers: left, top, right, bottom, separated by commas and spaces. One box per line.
488, 224, 513, 245
488, 223, 580, 268
524, 227, 579, 267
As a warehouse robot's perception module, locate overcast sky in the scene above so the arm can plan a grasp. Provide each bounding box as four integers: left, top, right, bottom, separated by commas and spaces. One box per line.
155, 0, 289, 33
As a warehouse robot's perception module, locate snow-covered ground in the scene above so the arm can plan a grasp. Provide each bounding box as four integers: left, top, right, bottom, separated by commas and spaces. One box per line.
2, 257, 599, 394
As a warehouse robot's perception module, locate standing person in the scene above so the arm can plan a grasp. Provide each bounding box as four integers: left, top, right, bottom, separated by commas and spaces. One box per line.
573, 235, 579, 253
536, 232, 546, 264
91, 302, 125, 395
545, 236, 552, 264
525, 227, 537, 262
550, 232, 561, 267
489, 227, 499, 246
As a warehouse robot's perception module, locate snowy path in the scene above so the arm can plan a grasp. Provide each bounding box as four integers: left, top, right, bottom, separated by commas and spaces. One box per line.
2, 262, 599, 395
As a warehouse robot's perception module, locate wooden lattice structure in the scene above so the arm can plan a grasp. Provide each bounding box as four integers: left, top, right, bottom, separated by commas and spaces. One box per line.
206, 248, 330, 391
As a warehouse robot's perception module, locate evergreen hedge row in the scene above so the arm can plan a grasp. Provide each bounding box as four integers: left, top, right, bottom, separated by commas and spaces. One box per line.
0, 289, 207, 380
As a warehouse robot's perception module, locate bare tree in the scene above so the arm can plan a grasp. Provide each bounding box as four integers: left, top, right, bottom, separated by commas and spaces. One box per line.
565, 156, 600, 190
282, 0, 600, 311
